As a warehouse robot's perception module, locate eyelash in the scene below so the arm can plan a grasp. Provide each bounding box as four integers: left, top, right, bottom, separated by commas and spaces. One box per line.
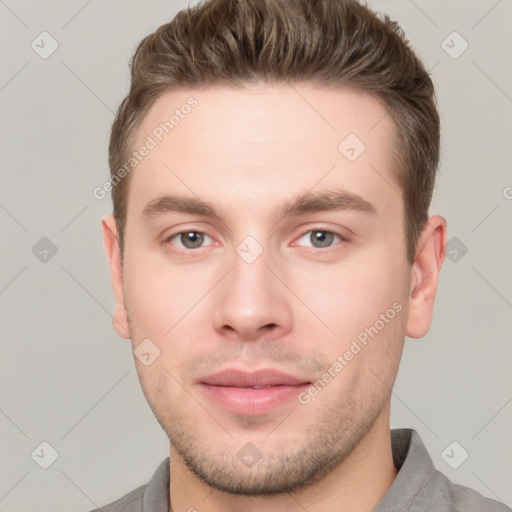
163, 227, 347, 252
163, 229, 209, 246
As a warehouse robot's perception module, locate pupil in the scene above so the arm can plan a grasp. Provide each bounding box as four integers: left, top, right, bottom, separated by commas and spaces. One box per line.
312, 231, 333, 248
182, 232, 204, 248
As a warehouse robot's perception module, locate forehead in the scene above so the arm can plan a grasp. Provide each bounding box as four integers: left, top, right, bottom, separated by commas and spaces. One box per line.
128, 83, 399, 215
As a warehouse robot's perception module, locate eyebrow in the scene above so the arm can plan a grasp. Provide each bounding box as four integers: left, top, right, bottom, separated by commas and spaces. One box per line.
141, 189, 377, 226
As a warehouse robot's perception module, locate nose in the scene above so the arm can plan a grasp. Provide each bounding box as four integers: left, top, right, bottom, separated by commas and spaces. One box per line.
211, 243, 293, 342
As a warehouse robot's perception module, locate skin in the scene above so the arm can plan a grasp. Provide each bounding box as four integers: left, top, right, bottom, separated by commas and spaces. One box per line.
103, 83, 446, 512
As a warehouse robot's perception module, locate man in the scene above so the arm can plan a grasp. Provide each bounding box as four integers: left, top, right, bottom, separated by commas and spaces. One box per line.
95, 0, 510, 510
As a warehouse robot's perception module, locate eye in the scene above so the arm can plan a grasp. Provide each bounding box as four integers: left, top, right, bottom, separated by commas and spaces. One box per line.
295, 229, 344, 249
166, 230, 213, 250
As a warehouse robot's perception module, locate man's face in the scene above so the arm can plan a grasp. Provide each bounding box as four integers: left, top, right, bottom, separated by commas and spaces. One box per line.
112, 83, 415, 494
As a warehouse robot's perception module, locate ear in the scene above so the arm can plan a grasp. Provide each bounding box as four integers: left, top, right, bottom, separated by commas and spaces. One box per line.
102, 214, 131, 339
406, 215, 447, 338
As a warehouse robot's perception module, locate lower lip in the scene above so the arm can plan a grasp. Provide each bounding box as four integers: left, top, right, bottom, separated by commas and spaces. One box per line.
198, 383, 309, 416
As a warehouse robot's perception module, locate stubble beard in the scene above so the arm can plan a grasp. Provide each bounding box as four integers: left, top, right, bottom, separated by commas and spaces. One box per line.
153, 385, 386, 496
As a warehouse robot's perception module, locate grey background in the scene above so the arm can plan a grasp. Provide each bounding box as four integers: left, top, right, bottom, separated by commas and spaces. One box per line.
0, 0, 511, 510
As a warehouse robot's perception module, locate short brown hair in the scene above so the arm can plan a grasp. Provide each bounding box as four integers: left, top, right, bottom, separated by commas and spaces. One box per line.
109, 0, 439, 263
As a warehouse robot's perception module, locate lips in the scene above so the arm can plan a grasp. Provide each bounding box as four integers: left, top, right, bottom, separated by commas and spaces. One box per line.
198, 368, 311, 416
200, 369, 308, 387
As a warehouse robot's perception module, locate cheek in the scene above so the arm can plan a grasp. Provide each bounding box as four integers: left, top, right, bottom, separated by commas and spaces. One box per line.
301, 266, 407, 398
122, 251, 206, 334
123, 258, 216, 377
292, 258, 406, 342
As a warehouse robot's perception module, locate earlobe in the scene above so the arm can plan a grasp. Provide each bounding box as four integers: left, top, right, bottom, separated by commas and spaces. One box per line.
406, 215, 447, 339
102, 214, 131, 340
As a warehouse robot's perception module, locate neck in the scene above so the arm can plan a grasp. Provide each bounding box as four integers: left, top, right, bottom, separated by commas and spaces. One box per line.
169, 406, 397, 512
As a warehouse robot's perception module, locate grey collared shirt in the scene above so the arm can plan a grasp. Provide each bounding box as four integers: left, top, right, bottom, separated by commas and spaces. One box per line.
91, 429, 511, 511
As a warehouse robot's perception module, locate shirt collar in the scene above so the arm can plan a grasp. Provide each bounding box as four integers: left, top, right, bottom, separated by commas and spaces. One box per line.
375, 428, 445, 512
142, 457, 170, 512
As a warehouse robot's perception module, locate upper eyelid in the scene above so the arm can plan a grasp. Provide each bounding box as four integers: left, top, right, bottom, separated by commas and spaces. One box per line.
296, 227, 346, 239
165, 226, 345, 239
165, 229, 212, 244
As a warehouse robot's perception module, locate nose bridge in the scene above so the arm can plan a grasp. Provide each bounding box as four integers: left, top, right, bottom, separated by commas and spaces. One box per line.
211, 237, 292, 339
229, 239, 277, 316
232, 243, 271, 301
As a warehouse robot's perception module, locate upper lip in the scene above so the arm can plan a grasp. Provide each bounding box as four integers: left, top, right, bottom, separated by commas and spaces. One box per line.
199, 368, 310, 387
